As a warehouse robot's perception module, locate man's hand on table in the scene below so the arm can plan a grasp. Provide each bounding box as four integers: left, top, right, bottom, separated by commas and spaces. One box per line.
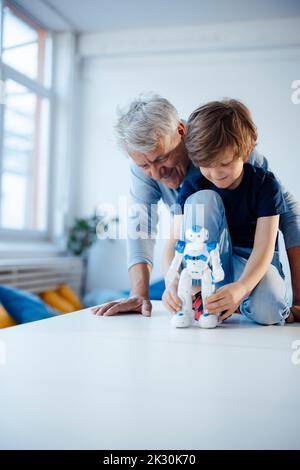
92, 295, 152, 317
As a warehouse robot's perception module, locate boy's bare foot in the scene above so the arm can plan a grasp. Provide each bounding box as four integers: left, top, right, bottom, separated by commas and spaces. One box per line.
286, 306, 300, 323
286, 312, 294, 323
291, 305, 300, 322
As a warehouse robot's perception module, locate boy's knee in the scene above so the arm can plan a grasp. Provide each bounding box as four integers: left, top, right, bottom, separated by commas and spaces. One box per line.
183, 190, 225, 229
185, 189, 223, 209
243, 266, 289, 325
247, 304, 284, 325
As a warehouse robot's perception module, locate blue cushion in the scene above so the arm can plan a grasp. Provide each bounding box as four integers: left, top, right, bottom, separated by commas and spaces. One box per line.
83, 288, 125, 308
149, 279, 165, 300
0, 285, 54, 324
83, 279, 167, 308
122, 278, 166, 301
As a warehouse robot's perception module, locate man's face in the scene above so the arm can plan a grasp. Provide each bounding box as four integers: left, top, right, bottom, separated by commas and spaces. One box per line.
127, 123, 190, 189
200, 149, 244, 190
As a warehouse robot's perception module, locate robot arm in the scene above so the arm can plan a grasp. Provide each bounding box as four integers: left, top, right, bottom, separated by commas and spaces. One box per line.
207, 242, 224, 283
165, 240, 186, 286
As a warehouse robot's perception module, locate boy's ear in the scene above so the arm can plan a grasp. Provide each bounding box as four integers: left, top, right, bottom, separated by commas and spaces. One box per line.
245, 143, 256, 161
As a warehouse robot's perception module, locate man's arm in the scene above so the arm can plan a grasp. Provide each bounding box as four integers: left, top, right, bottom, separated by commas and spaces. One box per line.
92, 163, 161, 317
92, 263, 152, 317
127, 162, 161, 269
161, 215, 185, 314
162, 214, 182, 278
129, 262, 151, 298
250, 148, 300, 318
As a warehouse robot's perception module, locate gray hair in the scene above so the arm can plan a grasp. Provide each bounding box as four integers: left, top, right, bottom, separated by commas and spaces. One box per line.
115, 93, 180, 153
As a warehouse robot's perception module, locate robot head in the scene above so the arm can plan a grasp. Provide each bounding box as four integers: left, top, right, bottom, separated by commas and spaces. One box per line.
185, 225, 209, 242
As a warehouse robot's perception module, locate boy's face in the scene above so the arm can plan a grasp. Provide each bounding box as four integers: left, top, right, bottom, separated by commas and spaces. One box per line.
200, 149, 244, 190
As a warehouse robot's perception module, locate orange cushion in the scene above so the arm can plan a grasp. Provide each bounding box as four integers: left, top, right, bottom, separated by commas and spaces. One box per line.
40, 291, 75, 313
56, 284, 83, 311
0, 304, 18, 328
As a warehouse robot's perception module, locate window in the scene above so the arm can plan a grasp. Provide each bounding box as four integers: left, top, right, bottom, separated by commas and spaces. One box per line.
0, 0, 52, 237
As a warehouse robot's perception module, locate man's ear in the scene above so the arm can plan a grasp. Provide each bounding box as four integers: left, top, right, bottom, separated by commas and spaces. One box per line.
178, 121, 187, 137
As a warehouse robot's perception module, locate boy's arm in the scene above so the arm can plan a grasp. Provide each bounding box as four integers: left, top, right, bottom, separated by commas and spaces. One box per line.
238, 215, 280, 295
205, 215, 280, 319
250, 149, 300, 313
250, 148, 300, 250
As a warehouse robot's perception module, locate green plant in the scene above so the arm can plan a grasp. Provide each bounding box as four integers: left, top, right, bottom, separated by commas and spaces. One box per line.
67, 212, 119, 257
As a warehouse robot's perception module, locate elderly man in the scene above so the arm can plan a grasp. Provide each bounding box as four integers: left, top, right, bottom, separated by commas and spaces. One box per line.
92, 94, 300, 321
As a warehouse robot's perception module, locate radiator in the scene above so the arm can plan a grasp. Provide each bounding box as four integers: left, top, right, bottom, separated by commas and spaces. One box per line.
0, 257, 83, 295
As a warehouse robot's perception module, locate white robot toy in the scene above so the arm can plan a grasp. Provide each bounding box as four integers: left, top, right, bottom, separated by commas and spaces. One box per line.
166, 225, 225, 329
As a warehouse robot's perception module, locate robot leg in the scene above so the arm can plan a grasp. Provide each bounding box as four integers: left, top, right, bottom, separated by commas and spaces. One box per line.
199, 267, 219, 329
171, 268, 193, 328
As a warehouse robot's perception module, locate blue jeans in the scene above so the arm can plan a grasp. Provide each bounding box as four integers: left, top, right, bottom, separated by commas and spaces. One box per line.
181, 190, 290, 325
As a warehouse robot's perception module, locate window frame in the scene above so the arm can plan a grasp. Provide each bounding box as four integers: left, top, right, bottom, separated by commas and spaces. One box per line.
0, 0, 55, 242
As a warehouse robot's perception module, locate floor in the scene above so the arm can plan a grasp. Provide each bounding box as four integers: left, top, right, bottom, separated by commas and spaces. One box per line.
0, 300, 299, 449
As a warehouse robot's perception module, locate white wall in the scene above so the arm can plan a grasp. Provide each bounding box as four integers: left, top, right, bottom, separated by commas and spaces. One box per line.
76, 18, 300, 293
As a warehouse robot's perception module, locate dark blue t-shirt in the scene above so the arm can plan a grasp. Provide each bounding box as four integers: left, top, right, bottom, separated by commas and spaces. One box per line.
176, 163, 287, 249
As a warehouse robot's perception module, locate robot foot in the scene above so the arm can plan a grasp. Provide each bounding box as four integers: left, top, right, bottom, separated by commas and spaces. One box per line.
171, 312, 192, 328
197, 313, 219, 329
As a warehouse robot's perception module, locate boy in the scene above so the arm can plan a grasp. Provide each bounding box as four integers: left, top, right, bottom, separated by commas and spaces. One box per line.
162, 99, 291, 325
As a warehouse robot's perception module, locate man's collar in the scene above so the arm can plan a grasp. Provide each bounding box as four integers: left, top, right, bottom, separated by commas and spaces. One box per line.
186, 163, 201, 182
176, 163, 201, 191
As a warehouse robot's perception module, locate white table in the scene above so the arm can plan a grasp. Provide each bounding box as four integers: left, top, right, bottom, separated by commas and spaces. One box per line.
0, 301, 300, 450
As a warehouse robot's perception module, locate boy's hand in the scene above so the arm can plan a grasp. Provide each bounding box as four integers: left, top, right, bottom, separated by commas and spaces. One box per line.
162, 279, 182, 314
92, 295, 152, 317
205, 281, 248, 321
